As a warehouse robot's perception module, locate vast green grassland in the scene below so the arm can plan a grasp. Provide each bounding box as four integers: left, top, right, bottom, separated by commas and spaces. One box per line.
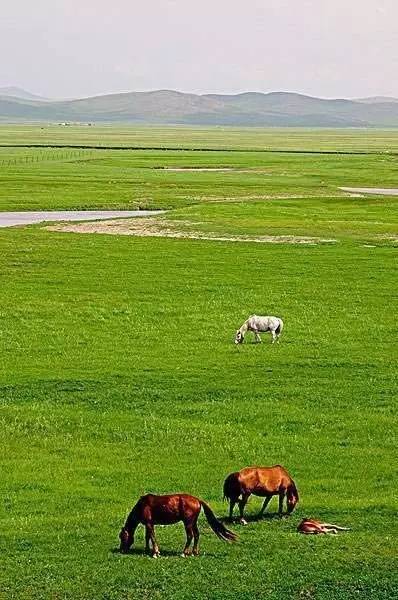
0, 144, 397, 212
0, 126, 397, 599
1, 124, 398, 151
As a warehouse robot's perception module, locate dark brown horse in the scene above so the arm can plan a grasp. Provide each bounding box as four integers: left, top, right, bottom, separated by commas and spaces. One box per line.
223, 465, 299, 524
119, 493, 237, 557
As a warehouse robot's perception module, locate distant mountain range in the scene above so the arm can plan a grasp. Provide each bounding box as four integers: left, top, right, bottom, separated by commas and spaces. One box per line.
1, 87, 398, 126
0, 86, 51, 102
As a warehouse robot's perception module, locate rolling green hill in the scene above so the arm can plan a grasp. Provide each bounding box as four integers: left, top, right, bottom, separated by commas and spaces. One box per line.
1, 89, 398, 126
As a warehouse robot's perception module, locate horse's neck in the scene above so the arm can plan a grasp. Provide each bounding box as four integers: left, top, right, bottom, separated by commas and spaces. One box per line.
125, 508, 139, 533
240, 321, 248, 334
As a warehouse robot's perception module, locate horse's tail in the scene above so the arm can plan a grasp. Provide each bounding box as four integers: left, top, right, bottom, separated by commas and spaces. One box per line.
223, 472, 240, 502
275, 318, 284, 335
200, 501, 237, 542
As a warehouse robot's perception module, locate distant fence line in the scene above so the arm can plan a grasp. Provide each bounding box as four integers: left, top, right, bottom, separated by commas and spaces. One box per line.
0, 149, 95, 167
0, 144, 395, 155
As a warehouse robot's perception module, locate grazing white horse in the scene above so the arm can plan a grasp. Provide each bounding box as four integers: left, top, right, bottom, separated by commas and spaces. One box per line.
235, 315, 283, 344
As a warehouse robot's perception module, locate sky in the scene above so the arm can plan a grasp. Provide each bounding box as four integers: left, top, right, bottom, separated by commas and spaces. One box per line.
1, 0, 397, 99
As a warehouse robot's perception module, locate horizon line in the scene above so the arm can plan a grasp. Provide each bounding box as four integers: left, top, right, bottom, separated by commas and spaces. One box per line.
1, 86, 398, 103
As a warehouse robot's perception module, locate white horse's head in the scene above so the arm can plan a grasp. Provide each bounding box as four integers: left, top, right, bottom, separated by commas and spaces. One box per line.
235, 330, 244, 344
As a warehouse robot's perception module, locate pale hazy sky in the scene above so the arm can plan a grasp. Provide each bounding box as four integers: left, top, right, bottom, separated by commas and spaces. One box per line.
1, 0, 397, 99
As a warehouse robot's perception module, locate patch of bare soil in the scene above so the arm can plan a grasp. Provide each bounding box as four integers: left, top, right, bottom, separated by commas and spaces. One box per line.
46, 217, 336, 245
375, 234, 398, 242
195, 193, 353, 203
339, 187, 398, 196
161, 167, 273, 174
162, 167, 233, 172
199, 194, 307, 202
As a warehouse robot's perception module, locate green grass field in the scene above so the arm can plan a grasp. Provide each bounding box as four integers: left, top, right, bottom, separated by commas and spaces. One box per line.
0, 126, 397, 599
1, 124, 398, 151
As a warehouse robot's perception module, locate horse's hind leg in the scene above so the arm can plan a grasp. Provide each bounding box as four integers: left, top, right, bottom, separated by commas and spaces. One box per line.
192, 522, 200, 556
145, 526, 151, 554
182, 523, 194, 557
324, 527, 338, 534
271, 330, 277, 344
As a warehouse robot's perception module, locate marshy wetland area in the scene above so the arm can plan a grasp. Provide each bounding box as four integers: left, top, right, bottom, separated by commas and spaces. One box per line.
0, 125, 397, 599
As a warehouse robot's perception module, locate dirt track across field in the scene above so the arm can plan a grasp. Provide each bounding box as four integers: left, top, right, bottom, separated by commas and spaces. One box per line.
339, 187, 398, 196
46, 217, 336, 245
0, 210, 163, 228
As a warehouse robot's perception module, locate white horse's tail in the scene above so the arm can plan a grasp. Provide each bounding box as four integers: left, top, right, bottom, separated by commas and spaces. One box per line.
275, 318, 284, 335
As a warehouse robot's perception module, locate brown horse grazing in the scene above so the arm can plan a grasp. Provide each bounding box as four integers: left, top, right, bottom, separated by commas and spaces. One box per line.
119, 493, 237, 557
297, 518, 350, 535
223, 465, 299, 524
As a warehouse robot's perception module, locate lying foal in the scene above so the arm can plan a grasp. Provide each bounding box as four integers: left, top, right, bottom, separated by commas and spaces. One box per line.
119, 493, 237, 557
297, 518, 350, 535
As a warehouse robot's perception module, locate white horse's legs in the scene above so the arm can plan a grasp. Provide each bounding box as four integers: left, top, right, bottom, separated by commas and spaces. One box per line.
251, 328, 281, 344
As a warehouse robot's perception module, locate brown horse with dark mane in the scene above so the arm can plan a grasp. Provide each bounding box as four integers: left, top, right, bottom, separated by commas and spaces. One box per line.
119, 493, 237, 557
223, 465, 299, 524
